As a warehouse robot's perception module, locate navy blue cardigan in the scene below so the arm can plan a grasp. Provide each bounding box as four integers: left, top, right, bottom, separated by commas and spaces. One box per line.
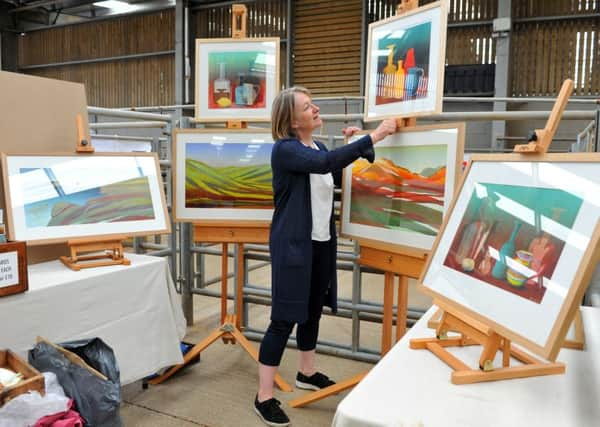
269, 135, 375, 323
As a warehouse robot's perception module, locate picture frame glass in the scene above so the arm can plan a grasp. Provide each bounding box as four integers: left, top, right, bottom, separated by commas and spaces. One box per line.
195, 38, 279, 121
2, 154, 169, 244
422, 159, 600, 356
174, 130, 274, 222
341, 125, 462, 251
365, 2, 446, 120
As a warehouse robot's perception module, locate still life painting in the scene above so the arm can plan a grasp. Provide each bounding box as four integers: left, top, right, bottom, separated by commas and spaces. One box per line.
174, 130, 274, 222
341, 124, 463, 251
420, 156, 600, 360
1, 153, 169, 245
195, 38, 280, 122
443, 183, 583, 304
364, 0, 447, 120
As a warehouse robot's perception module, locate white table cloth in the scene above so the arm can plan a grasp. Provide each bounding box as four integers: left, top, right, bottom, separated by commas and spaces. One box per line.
334, 306, 600, 427
0, 253, 186, 385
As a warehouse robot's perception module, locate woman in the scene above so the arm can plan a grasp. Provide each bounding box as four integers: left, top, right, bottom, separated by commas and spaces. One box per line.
254, 86, 396, 427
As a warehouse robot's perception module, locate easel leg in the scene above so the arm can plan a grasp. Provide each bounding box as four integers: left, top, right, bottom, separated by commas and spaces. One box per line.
288, 372, 368, 408
396, 275, 409, 341
382, 272, 394, 355
148, 327, 226, 385
235, 242, 244, 330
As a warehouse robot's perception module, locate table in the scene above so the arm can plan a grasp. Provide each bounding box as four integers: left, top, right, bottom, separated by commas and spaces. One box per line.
0, 253, 186, 385
333, 306, 600, 427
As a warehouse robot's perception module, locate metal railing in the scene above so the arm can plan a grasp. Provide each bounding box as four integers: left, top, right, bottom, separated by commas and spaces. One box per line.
89, 95, 600, 362
87, 105, 179, 283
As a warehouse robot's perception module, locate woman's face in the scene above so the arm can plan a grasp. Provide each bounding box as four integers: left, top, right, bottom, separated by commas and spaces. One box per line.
292, 92, 321, 133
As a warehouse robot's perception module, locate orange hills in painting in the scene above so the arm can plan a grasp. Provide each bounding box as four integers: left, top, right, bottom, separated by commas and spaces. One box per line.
352, 158, 445, 204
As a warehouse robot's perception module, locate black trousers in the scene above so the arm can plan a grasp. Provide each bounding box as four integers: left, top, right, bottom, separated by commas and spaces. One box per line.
258, 240, 332, 367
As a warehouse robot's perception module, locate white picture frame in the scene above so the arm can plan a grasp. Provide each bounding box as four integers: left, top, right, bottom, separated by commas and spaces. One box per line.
419, 153, 600, 361
341, 123, 464, 253
1, 153, 170, 245
364, 0, 448, 121
195, 37, 280, 122
173, 129, 274, 224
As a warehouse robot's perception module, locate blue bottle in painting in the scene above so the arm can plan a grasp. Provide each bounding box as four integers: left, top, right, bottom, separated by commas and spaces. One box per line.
491, 221, 521, 280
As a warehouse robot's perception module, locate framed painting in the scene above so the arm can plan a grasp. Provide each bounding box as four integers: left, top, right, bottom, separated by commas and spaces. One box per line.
195, 37, 280, 122
419, 154, 600, 361
1, 153, 170, 246
341, 123, 464, 253
364, 0, 448, 121
173, 129, 274, 224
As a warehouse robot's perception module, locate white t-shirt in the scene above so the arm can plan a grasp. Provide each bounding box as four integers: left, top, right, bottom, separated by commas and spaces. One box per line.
309, 142, 334, 241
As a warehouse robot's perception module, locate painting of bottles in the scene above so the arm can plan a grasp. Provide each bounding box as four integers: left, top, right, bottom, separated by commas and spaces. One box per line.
443, 182, 583, 304
374, 21, 431, 105
195, 38, 279, 122
365, 1, 447, 120
207, 51, 267, 110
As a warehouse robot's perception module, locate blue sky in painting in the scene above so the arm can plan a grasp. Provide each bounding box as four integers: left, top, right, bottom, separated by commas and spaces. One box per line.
24, 187, 103, 227
186, 142, 272, 167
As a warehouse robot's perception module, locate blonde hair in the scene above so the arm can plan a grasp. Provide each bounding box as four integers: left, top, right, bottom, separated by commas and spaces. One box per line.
271, 86, 311, 141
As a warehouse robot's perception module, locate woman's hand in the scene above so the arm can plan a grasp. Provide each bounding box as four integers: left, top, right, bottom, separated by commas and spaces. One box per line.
341, 126, 362, 137
369, 118, 397, 144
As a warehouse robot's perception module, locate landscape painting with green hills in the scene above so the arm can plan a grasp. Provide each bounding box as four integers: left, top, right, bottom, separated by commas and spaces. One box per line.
185, 142, 273, 209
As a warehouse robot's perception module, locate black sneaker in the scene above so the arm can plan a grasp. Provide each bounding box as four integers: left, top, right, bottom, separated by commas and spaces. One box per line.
254, 394, 290, 427
295, 371, 335, 391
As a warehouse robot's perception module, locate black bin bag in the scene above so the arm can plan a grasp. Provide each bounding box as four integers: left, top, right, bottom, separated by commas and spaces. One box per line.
29, 337, 122, 427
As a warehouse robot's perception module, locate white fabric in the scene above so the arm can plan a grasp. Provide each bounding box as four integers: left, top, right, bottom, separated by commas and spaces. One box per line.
0, 373, 69, 427
309, 142, 334, 241
334, 306, 600, 427
0, 253, 186, 385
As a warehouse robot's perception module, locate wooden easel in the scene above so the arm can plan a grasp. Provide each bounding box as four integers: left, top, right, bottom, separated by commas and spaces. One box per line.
59, 236, 130, 271
410, 303, 565, 384
149, 6, 291, 391
60, 118, 132, 271
149, 224, 291, 391
410, 79, 584, 384
289, 0, 427, 409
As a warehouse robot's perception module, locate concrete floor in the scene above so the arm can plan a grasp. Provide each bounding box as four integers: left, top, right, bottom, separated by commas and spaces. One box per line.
120, 251, 433, 427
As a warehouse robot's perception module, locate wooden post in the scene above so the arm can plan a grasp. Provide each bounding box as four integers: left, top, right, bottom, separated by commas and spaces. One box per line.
75, 113, 94, 153
231, 4, 247, 39
397, 0, 419, 15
